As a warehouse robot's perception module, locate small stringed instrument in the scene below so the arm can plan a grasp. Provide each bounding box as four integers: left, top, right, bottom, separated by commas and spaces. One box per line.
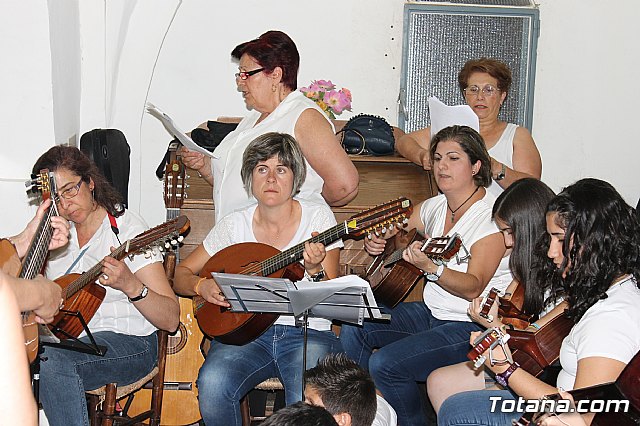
480, 284, 532, 329
0, 170, 59, 363
366, 230, 465, 307
513, 349, 640, 425
194, 197, 413, 345
507, 311, 573, 377
467, 310, 573, 377
48, 215, 190, 339
127, 141, 204, 425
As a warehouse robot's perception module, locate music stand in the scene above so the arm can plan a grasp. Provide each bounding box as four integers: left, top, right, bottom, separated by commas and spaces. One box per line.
212, 273, 385, 397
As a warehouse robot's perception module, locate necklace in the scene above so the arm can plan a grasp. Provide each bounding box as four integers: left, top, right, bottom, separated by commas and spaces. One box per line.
447, 186, 480, 223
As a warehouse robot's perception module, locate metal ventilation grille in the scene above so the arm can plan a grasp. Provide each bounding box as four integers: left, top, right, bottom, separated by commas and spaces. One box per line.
400, 4, 539, 132
411, 0, 535, 6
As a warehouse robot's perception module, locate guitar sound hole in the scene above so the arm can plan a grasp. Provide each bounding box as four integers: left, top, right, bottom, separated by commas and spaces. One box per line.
167, 322, 188, 355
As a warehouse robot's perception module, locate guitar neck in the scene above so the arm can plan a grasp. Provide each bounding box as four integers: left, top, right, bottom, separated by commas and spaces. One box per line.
62, 240, 131, 299
167, 209, 180, 262
20, 203, 58, 280
254, 222, 348, 276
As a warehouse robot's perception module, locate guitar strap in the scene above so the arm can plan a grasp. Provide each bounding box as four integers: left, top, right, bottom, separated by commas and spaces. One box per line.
107, 212, 122, 244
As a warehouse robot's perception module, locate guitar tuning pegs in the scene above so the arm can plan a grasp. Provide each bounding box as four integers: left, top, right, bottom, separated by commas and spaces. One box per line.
381, 226, 387, 234
403, 217, 409, 224
144, 250, 153, 259
171, 239, 178, 246
367, 232, 373, 240
177, 235, 184, 242
165, 242, 171, 249
158, 245, 164, 252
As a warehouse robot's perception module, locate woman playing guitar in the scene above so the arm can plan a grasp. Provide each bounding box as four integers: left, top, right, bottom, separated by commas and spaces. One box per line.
427, 178, 564, 412
33, 146, 180, 426
173, 133, 342, 426
438, 178, 640, 426
340, 125, 513, 426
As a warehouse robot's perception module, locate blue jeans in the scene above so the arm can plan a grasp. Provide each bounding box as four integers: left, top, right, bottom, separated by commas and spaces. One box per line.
438, 389, 522, 425
197, 324, 341, 426
340, 302, 481, 426
39, 331, 158, 426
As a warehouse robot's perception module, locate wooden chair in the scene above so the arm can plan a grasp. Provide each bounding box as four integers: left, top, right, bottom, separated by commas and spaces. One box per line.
240, 377, 284, 426
86, 329, 168, 426
85, 255, 175, 426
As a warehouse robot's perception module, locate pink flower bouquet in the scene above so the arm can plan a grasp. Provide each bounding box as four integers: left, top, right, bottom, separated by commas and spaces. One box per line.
299, 80, 352, 119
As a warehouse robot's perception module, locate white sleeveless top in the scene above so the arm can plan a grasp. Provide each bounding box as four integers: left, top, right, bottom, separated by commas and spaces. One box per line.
210, 91, 332, 223
486, 123, 517, 199
419, 192, 512, 321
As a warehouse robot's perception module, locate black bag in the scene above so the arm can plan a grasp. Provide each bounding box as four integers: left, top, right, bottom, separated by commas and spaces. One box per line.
80, 128, 130, 207
337, 114, 395, 156
155, 120, 239, 179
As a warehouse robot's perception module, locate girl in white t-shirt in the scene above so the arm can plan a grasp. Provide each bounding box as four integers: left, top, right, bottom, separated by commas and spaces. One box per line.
438, 178, 640, 426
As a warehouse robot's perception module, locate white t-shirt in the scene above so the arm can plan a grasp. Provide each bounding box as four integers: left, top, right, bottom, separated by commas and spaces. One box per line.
202, 199, 343, 331
557, 276, 640, 390
372, 395, 397, 426
45, 210, 162, 337
419, 192, 512, 321
210, 91, 332, 223
486, 123, 517, 199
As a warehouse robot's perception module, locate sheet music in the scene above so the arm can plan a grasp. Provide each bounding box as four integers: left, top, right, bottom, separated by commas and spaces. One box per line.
212, 273, 382, 326
145, 102, 217, 158
429, 96, 479, 140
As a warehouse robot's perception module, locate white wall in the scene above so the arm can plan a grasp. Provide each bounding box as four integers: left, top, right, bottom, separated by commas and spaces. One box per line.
1, 0, 639, 237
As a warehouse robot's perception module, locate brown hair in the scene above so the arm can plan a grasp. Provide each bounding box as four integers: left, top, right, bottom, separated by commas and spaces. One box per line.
458, 58, 512, 95
429, 125, 492, 187
32, 146, 124, 217
231, 30, 299, 91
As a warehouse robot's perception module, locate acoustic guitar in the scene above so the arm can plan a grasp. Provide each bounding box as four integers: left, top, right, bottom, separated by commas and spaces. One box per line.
194, 197, 413, 345
365, 230, 464, 308
47, 215, 190, 339
467, 310, 573, 377
127, 141, 204, 425
513, 349, 640, 425
480, 284, 533, 329
0, 170, 59, 363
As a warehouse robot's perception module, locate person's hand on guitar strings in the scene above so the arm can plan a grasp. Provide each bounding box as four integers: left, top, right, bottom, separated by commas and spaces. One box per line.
303, 232, 326, 276
468, 295, 500, 328
10, 198, 70, 257
32, 274, 63, 324
195, 277, 230, 308
99, 251, 145, 299
537, 390, 586, 426
402, 240, 435, 272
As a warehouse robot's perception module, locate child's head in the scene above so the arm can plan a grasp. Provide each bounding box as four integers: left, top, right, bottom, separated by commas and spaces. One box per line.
304, 353, 377, 426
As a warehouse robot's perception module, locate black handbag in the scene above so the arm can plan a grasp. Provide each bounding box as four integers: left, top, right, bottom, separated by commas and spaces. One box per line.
337, 114, 395, 156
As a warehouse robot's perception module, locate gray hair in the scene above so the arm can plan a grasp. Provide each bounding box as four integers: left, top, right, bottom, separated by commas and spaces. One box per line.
241, 132, 307, 197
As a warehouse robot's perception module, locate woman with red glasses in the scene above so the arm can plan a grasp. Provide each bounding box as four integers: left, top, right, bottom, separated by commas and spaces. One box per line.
397, 58, 541, 199
179, 30, 358, 224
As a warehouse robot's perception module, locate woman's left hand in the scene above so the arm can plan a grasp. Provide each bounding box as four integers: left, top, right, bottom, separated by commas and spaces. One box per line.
402, 240, 434, 271
303, 232, 326, 275
99, 252, 140, 296
468, 295, 501, 328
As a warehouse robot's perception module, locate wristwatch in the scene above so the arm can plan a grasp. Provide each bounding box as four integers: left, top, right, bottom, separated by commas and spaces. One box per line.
309, 269, 326, 282
128, 284, 149, 302
424, 264, 445, 282
495, 163, 506, 181
495, 361, 520, 387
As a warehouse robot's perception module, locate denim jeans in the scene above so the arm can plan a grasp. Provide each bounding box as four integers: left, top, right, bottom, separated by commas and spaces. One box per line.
197, 324, 341, 426
39, 331, 158, 426
340, 302, 481, 426
437, 389, 522, 425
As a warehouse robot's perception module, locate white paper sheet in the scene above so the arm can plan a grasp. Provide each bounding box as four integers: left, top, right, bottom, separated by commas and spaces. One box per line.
429, 96, 479, 140
145, 102, 216, 158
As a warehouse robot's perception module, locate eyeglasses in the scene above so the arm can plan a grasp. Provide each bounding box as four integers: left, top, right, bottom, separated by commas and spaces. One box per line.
59, 180, 83, 199
463, 85, 501, 98
235, 68, 265, 80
